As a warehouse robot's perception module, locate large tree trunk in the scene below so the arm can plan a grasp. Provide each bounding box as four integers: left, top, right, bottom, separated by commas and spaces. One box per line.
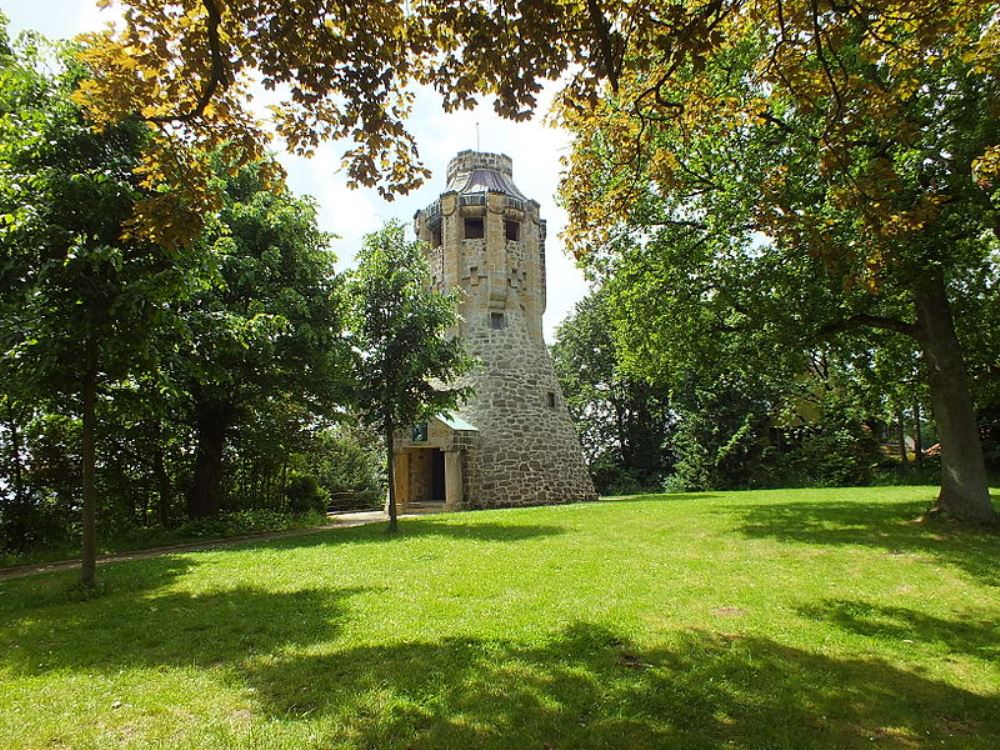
80, 337, 98, 587
186, 402, 229, 519
913, 272, 996, 523
385, 420, 398, 532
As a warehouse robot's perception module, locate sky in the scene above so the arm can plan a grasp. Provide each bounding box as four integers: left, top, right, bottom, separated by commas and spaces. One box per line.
3, 0, 590, 339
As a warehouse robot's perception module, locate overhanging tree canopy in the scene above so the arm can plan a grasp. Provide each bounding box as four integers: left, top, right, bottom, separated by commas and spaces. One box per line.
72, 1, 999, 521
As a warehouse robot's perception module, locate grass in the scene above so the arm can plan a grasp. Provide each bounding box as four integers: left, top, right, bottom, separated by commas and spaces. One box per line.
0, 486, 997, 749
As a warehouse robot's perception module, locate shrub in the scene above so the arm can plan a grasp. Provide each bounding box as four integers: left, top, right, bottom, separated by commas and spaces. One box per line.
172, 508, 325, 539
313, 427, 384, 511
750, 424, 882, 489
285, 473, 329, 514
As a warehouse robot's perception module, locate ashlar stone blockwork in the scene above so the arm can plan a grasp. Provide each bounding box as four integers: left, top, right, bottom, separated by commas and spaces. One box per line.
403, 150, 597, 508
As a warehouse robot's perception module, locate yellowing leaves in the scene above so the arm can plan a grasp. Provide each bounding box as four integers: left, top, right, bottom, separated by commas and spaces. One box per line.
972, 145, 1000, 190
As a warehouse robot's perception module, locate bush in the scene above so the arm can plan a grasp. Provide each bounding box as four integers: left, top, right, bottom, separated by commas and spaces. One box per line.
0, 493, 74, 555
667, 410, 766, 492
172, 509, 326, 539
589, 457, 665, 496
313, 427, 384, 511
285, 473, 329, 514
750, 424, 882, 489
871, 454, 941, 486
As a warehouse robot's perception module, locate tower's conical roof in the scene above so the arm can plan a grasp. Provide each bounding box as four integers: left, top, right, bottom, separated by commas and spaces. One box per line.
445, 150, 526, 200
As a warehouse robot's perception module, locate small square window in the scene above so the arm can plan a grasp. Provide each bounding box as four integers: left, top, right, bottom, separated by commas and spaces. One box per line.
504, 220, 520, 242
546, 391, 556, 408
431, 225, 442, 247
489, 312, 506, 330
464, 217, 484, 239
411, 423, 428, 442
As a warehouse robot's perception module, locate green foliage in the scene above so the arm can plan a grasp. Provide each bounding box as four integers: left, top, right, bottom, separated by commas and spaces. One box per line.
310, 425, 385, 511
346, 221, 472, 433
0, 24, 356, 557
586, 458, 663, 497
0, 34, 203, 392
567, 23, 1000, 518
0, 409, 81, 554
552, 290, 674, 494
170, 509, 326, 540
284, 472, 328, 515
754, 426, 883, 490
174, 159, 352, 518
0, 31, 210, 575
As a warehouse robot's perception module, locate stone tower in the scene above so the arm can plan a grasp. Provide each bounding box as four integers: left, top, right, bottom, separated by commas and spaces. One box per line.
392, 150, 597, 509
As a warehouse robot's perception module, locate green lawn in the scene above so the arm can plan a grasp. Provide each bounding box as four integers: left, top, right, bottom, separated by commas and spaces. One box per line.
1, 487, 997, 749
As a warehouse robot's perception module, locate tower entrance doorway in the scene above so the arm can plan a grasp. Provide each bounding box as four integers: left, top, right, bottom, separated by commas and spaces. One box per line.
431, 449, 445, 502
391, 413, 476, 512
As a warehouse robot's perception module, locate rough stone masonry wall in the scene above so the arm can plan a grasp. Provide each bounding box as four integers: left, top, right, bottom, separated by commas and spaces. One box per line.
455, 306, 597, 506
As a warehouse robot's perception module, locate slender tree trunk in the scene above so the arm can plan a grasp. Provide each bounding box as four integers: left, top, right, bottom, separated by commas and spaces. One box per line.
913, 272, 996, 523
913, 401, 923, 471
613, 398, 628, 466
6, 401, 25, 507
385, 420, 398, 532
186, 402, 228, 519
280, 458, 288, 509
153, 447, 171, 527
4, 402, 33, 551
897, 409, 909, 467
80, 337, 99, 587
138, 486, 149, 527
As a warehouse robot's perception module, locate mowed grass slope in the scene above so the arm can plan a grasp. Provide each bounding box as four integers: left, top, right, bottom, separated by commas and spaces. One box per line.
0, 486, 997, 749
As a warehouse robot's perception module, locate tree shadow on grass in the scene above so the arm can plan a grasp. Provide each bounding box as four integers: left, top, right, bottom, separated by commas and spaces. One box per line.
726, 497, 1000, 586
2, 566, 997, 748
797, 598, 1000, 662
0, 555, 199, 611
244, 622, 1000, 749
0, 576, 367, 677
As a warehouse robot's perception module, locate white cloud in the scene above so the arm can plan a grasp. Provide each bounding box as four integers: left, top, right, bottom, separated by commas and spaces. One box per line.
8, 1, 590, 338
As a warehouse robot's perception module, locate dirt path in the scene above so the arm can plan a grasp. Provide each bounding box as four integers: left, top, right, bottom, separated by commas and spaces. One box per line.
0, 510, 388, 583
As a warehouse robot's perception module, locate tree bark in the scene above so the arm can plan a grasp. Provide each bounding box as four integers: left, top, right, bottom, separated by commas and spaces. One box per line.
897, 409, 909, 466
5, 401, 26, 508
186, 402, 229, 519
913, 272, 996, 523
152, 446, 171, 527
80, 337, 99, 587
385, 420, 398, 532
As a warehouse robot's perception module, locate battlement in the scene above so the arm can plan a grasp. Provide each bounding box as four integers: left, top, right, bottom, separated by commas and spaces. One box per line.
447, 150, 514, 183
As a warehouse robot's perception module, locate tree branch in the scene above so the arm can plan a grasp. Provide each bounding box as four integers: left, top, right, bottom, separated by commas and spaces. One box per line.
587, 0, 620, 93
817, 314, 918, 339
147, 0, 228, 125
